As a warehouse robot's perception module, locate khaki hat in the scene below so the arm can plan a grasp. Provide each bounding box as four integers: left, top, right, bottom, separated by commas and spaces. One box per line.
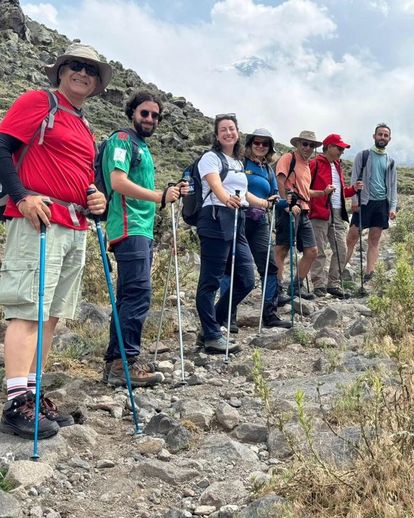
44, 43, 113, 97
290, 130, 322, 148
245, 128, 276, 153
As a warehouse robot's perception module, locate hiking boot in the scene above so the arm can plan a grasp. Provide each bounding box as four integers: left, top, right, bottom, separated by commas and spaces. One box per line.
40, 394, 74, 427
0, 391, 59, 440
107, 358, 164, 388
229, 317, 239, 334
277, 293, 291, 307
204, 336, 241, 355
327, 287, 351, 299
363, 272, 374, 284
314, 287, 327, 298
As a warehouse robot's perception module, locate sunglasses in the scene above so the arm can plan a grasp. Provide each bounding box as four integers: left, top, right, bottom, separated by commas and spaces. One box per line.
139, 109, 161, 121
301, 141, 317, 149
252, 140, 270, 148
215, 112, 236, 120
64, 60, 100, 77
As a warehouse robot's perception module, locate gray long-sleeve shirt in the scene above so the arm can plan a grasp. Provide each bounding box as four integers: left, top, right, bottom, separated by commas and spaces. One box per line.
351, 149, 397, 212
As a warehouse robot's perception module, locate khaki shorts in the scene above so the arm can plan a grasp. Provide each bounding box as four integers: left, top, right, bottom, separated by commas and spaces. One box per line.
0, 218, 86, 321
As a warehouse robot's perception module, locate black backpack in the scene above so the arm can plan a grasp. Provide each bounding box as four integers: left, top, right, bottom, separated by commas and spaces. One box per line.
181, 150, 229, 226
93, 128, 142, 220
0, 89, 89, 221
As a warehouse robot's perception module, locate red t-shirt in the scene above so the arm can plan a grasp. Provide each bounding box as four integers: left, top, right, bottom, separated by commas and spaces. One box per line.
0, 90, 95, 230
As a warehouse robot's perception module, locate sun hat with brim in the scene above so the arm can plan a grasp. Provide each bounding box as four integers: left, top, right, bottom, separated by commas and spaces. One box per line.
245, 128, 276, 153
322, 133, 350, 149
290, 130, 322, 148
44, 43, 113, 97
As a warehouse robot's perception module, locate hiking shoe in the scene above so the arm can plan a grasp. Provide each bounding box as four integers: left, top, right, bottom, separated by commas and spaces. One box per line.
314, 287, 327, 298
103, 359, 157, 383
40, 395, 74, 427
204, 336, 241, 355
363, 272, 374, 283
229, 319, 239, 334
107, 358, 164, 388
196, 330, 235, 347
263, 313, 292, 329
0, 391, 59, 440
327, 287, 351, 299
293, 288, 315, 300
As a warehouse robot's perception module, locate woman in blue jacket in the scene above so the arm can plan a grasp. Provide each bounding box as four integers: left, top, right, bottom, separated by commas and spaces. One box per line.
226, 129, 291, 330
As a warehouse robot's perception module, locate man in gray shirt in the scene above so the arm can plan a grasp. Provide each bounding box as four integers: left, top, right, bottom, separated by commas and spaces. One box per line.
345, 123, 397, 282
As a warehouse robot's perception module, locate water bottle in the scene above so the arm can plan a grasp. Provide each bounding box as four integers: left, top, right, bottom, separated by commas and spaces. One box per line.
183, 169, 195, 196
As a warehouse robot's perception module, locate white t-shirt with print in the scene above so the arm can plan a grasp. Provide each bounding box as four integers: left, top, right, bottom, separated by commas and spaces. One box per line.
331, 162, 342, 209
198, 151, 247, 207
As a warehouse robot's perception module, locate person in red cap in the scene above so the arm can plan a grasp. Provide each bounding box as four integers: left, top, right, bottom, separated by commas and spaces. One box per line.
308, 134, 363, 298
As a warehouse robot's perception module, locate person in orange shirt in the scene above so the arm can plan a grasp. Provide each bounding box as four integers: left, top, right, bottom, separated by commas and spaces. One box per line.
275, 130, 334, 300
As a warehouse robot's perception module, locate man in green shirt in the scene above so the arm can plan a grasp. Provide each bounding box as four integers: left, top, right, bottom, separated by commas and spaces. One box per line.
102, 91, 184, 387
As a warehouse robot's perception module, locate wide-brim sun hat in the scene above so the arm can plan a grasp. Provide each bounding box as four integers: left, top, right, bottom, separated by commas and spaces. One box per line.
44, 42, 113, 97
290, 130, 322, 148
245, 128, 276, 153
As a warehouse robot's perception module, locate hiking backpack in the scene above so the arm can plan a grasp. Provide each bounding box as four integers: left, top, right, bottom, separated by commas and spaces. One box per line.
0, 89, 90, 221
358, 149, 394, 181
93, 128, 142, 220
181, 150, 229, 226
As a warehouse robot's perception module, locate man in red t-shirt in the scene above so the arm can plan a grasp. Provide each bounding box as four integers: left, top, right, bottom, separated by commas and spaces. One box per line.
0, 43, 112, 439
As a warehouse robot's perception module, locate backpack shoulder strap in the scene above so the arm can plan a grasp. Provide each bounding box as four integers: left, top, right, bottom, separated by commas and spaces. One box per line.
286, 151, 296, 181
213, 150, 230, 182
358, 149, 369, 181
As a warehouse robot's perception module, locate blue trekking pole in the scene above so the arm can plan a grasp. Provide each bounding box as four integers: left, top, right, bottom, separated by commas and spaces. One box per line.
32, 219, 47, 461
288, 208, 295, 327
87, 188, 142, 434
225, 190, 240, 363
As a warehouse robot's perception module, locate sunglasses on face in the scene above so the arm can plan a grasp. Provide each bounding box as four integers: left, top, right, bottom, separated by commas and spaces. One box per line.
301, 141, 317, 149
336, 146, 345, 153
64, 60, 100, 77
252, 140, 270, 148
139, 109, 161, 121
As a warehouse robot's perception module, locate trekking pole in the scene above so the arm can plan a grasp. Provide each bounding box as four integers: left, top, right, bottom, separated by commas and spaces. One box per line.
86, 188, 141, 434
293, 214, 303, 321
259, 200, 276, 334
357, 189, 365, 296
32, 217, 48, 461
170, 195, 186, 385
154, 197, 182, 361
329, 199, 345, 297
225, 190, 240, 363
288, 200, 295, 327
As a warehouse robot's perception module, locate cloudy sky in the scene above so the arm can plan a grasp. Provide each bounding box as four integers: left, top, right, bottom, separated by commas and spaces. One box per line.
21, 0, 414, 163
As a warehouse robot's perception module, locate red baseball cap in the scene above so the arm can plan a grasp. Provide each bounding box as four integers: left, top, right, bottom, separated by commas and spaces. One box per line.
323, 134, 350, 149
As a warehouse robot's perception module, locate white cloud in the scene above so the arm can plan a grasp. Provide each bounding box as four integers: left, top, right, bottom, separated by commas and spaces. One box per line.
22, 2, 58, 25
20, 0, 414, 163
369, 0, 390, 16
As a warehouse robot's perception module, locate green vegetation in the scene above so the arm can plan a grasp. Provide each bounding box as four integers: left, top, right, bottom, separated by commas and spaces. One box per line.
0, 469, 14, 492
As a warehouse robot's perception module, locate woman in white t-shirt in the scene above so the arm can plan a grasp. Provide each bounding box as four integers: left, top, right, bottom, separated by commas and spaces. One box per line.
195, 114, 274, 354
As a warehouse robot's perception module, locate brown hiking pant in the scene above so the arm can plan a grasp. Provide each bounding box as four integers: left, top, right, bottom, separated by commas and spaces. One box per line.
310, 209, 348, 289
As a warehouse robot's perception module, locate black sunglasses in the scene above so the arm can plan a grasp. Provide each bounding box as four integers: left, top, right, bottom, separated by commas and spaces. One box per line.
64, 60, 100, 77
215, 112, 236, 120
139, 109, 161, 121
301, 141, 317, 149
252, 140, 270, 147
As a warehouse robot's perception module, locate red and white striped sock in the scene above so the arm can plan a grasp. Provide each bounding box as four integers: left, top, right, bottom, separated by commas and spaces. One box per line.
6, 377, 28, 400
27, 373, 37, 395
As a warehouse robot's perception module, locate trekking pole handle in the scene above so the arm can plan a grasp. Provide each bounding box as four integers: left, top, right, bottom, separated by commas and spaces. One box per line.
86, 187, 99, 221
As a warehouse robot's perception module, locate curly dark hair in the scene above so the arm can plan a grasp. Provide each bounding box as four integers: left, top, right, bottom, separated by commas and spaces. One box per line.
212, 114, 242, 160
125, 91, 163, 121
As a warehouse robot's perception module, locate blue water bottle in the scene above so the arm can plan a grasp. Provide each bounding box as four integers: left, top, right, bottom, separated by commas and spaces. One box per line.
183, 169, 195, 195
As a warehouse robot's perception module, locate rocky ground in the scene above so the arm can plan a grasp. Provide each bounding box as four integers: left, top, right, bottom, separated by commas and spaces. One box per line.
0, 239, 397, 518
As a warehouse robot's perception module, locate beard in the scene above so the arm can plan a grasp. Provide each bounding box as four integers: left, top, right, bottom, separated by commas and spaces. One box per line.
134, 120, 155, 138
374, 138, 388, 149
